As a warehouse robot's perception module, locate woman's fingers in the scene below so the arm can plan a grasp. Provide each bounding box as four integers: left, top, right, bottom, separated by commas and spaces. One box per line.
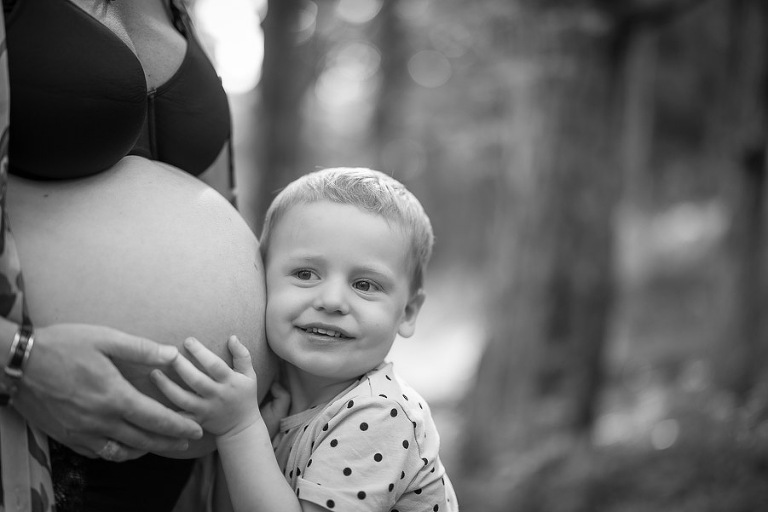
99, 329, 180, 365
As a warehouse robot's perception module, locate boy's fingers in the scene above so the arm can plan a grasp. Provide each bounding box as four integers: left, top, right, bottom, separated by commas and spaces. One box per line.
270, 381, 289, 399
150, 369, 203, 415
171, 352, 217, 396
183, 337, 232, 382
228, 336, 255, 377
119, 378, 202, 439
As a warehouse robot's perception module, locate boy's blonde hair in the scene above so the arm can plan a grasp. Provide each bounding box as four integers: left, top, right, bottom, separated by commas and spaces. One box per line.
260, 167, 434, 293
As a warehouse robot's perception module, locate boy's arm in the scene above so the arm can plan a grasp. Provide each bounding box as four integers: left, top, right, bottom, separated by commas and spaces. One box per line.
151, 336, 317, 512
216, 416, 304, 512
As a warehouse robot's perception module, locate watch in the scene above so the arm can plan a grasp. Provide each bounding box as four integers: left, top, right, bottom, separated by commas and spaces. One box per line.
0, 325, 34, 406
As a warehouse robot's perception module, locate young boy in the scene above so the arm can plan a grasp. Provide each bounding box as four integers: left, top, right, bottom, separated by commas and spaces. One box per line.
152, 167, 458, 512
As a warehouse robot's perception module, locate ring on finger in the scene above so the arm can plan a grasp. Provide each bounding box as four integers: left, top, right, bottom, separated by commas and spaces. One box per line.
96, 439, 124, 461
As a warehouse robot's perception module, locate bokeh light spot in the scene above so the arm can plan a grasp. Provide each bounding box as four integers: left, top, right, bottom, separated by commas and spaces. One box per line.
408, 50, 452, 88
336, 0, 382, 24
651, 419, 679, 450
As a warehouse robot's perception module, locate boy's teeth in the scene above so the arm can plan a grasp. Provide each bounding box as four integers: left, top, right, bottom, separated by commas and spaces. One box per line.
310, 327, 341, 337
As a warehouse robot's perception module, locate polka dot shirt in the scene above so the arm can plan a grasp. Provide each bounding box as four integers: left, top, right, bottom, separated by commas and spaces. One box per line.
272, 362, 458, 511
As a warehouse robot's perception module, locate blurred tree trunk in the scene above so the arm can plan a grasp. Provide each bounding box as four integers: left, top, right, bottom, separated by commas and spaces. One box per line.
256, 0, 329, 226
256, 0, 304, 226
618, 28, 658, 213
717, 0, 768, 404
372, 0, 408, 171
461, 4, 620, 468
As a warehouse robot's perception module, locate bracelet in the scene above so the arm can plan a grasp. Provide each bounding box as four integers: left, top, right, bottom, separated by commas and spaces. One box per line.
0, 325, 34, 406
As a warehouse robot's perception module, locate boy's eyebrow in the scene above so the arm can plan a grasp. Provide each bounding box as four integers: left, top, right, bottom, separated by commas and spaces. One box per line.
354, 264, 397, 282
282, 253, 324, 264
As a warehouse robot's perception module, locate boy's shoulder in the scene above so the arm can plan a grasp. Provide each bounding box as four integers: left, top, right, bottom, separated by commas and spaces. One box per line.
335, 362, 429, 408
323, 362, 438, 440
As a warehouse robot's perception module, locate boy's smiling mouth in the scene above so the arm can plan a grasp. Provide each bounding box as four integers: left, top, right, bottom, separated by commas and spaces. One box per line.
299, 326, 353, 339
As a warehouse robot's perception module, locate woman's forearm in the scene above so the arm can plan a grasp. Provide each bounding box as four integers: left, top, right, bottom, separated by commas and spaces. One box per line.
216, 419, 303, 512
0, 317, 20, 361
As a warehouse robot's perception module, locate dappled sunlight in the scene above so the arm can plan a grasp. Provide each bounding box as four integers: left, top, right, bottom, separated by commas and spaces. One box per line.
315, 41, 381, 112
336, 0, 382, 24
595, 385, 670, 447
194, 0, 265, 94
616, 200, 728, 284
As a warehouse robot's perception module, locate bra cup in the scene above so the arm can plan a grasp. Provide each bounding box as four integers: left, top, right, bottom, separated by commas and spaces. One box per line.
151, 33, 231, 176
4, 0, 231, 180
6, 0, 146, 178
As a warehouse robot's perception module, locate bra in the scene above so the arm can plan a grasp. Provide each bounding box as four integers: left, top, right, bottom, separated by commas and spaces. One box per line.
3, 0, 231, 180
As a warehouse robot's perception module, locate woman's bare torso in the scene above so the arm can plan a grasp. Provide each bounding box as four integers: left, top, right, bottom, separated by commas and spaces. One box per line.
7, 157, 275, 457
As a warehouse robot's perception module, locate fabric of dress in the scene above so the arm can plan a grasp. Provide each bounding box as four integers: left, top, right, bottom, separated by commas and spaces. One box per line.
0, 11, 55, 512
273, 362, 459, 512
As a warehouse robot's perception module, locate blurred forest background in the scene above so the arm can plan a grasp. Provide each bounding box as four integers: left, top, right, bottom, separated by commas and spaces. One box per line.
191, 0, 768, 510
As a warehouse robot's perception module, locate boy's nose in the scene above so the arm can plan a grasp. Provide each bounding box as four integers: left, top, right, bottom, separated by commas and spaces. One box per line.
313, 280, 350, 314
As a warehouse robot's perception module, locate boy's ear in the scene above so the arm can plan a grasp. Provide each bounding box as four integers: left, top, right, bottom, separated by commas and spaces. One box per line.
397, 289, 426, 338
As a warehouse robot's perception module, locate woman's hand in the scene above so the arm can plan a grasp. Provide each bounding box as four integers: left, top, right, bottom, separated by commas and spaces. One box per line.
151, 336, 261, 439
12, 323, 204, 461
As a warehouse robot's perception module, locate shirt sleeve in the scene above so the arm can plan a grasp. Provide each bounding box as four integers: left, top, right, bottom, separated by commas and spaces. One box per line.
295, 396, 422, 512
0, 63, 28, 326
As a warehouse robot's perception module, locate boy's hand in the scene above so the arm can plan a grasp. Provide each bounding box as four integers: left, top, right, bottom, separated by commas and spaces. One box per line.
151, 336, 261, 438
260, 382, 291, 438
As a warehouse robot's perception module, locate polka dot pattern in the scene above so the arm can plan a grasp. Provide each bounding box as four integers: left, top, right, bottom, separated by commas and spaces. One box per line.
270, 362, 457, 511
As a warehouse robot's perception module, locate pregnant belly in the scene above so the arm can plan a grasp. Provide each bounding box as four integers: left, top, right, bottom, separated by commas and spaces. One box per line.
6, 156, 275, 457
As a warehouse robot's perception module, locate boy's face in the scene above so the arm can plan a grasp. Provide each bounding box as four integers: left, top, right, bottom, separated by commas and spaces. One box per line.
264, 200, 424, 385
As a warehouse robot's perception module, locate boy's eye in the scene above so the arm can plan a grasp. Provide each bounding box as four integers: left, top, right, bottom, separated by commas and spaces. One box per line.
353, 280, 379, 292
295, 270, 314, 280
